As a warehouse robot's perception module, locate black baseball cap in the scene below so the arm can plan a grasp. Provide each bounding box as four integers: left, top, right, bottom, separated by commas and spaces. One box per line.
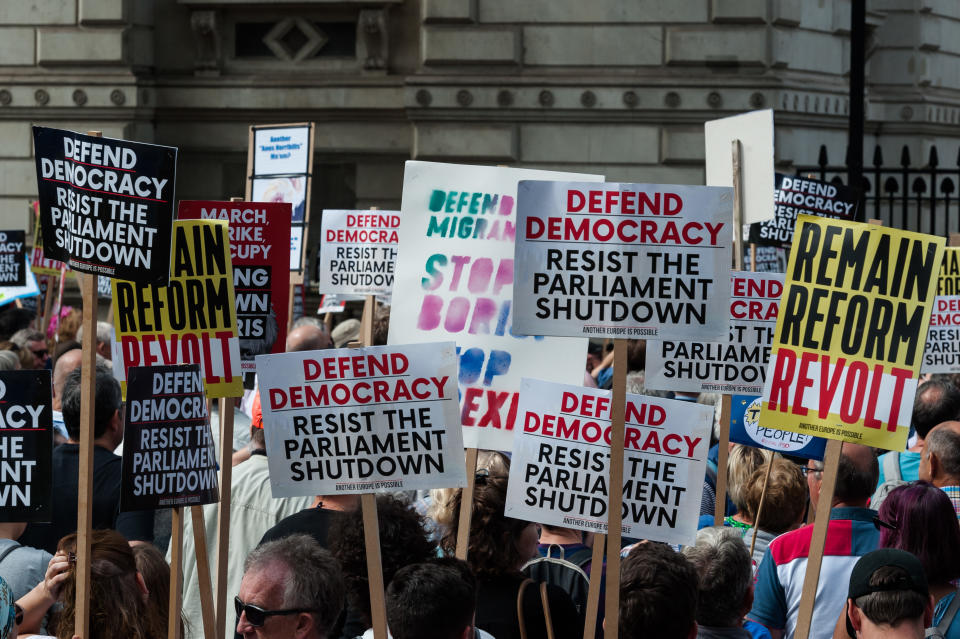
845, 549, 928, 637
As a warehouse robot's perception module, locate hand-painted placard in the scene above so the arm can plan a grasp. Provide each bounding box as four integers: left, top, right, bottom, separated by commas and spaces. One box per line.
319, 209, 400, 295
645, 272, 783, 395
120, 364, 218, 511
33, 126, 177, 284
921, 247, 960, 373
504, 378, 711, 546
256, 342, 466, 497
0, 370, 53, 522
749, 174, 859, 247
730, 395, 826, 461
513, 181, 733, 340
760, 215, 944, 451
178, 201, 292, 372
111, 220, 242, 398
388, 162, 601, 452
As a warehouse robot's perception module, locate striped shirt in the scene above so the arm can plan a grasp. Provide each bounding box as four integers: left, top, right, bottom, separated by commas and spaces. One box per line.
941, 485, 960, 520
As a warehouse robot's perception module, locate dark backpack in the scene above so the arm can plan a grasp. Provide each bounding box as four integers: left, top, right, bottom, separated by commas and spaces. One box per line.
522, 544, 595, 615
871, 452, 908, 512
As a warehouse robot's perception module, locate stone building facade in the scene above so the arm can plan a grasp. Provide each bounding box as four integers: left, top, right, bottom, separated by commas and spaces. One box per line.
1, 0, 959, 281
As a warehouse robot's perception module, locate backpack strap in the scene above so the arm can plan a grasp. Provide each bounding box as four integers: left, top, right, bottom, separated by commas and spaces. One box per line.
565, 546, 595, 569
0, 540, 20, 565
924, 591, 960, 637
884, 452, 902, 482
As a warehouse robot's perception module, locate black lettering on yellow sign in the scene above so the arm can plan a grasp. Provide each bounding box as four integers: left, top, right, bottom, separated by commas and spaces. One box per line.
938, 249, 960, 296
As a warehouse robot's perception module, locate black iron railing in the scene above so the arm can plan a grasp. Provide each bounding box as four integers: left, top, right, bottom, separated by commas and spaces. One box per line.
795, 144, 960, 237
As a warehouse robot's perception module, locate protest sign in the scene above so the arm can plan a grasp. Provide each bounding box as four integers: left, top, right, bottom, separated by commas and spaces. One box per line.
513, 181, 733, 341
745, 245, 786, 273
645, 272, 783, 395
247, 123, 313, 272
759, 215, 944, 451
750, 174, 859, 247
704, 110, 774, 226
120, 364, 218, 511
504, 378, 711, 546
319, 209, 399, 295
0, 259, 40, 308
30, 201, 66, 277
388, 162, 601, 452
0, 231, 27, 287
111, 219, 242, 398
319, 293, 365, 314
178, 200, 292, 372
730, 395, 826, 461
0, 370, 52, 522
921, 247, 960, 373
33, 127, 177, 285
256, 342, 466, 497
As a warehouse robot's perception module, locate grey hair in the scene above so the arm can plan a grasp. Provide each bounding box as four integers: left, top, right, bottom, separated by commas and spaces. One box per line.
927, 427, 960, 478
10, 328, 44, 348
244, 534, 345, 637
682, 526, 753, 627
0, 350, 19, 371
76, 321, 113, 348
292, 316, 325, 330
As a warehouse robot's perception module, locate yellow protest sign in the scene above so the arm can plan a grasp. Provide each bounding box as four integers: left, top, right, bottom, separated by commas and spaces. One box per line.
111, 219, 242, 398
760, 215, 944, 451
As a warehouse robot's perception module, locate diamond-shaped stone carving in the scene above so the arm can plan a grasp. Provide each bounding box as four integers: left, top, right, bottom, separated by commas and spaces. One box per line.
263, 17, 328, 62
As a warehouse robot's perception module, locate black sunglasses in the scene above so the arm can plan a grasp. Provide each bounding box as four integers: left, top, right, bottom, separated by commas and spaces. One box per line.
234, 596, 315, 627
14, 602, 23, 626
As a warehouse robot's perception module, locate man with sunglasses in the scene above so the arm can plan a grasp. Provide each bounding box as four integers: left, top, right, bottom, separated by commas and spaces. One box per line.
236, 533, 344, 639
10, 328, 50, 370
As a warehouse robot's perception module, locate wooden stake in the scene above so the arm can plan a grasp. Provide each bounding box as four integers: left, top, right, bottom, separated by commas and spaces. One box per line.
191, 506, 217, 639
361, 494, 389, 639
74, 129, 103, 639
749, 243, 757, 273
455, 447, 479, 559
582, 534, 606, 639
214, 397, 235, 639
714, 395, 732, 525
731, 140, 745, 272
168, 507, 185, 639
604, 338, 627, 639
793, 439, 843, 639
749, 459, 775, 559
40, 274, 55, 336
950, 233, 960, 248
362, 295, 375, 347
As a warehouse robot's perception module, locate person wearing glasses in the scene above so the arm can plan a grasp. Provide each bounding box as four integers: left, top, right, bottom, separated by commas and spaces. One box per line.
235, 534, 344, 639
9, 329, 50, 370
747, 444, 881, 639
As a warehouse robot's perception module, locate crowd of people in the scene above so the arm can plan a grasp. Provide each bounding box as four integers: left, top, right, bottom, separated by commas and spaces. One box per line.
3, 299, 960, 639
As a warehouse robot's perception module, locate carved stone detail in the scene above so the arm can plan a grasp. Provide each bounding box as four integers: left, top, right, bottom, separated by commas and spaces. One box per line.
358, 9, 388, 71
190, 10, 222, 74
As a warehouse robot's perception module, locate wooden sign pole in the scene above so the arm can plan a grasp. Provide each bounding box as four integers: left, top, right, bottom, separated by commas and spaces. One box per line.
455, 448, 478, 560
74, 130, 103, 639
168, 507, 184, 639
749, 459, 775, 559
191, 506, 217, 639
793, 439, 843, 639
603, 338, 628, 639
582, 534, 606, 639
715, 139, 745, 525
349, 316, 388, 639
213, 396, 235, 639
39, 274, 55, 336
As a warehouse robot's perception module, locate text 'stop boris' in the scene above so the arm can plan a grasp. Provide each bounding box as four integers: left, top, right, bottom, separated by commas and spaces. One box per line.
33, 127, 177, 285
513, 181, 733, 341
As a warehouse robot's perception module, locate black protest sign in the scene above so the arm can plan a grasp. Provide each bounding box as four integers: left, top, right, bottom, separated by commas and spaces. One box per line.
120, 364, 218, 511
33, 127, 177, 285
0, 370, 53, 522
0, 231, 26, 286
749, 173, 859, 247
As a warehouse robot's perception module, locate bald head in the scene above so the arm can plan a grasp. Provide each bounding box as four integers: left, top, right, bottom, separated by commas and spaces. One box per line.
286, 324, 333, 353
834, 443, 879, 506
920, 421, 960, 486
53, 348, 84, 409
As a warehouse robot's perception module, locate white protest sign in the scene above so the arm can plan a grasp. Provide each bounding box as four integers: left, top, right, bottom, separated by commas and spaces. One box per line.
705, 109, 775, 226
504, 378, 711, 546
922, 247, 960, 373
257, 342, 466, 497
319, 209, 399, 295
513, 181, 732, 340
253, 126, 311, 177
0, 259, 40, 307
645, 272, 783, 395
388, 161, 601, 452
